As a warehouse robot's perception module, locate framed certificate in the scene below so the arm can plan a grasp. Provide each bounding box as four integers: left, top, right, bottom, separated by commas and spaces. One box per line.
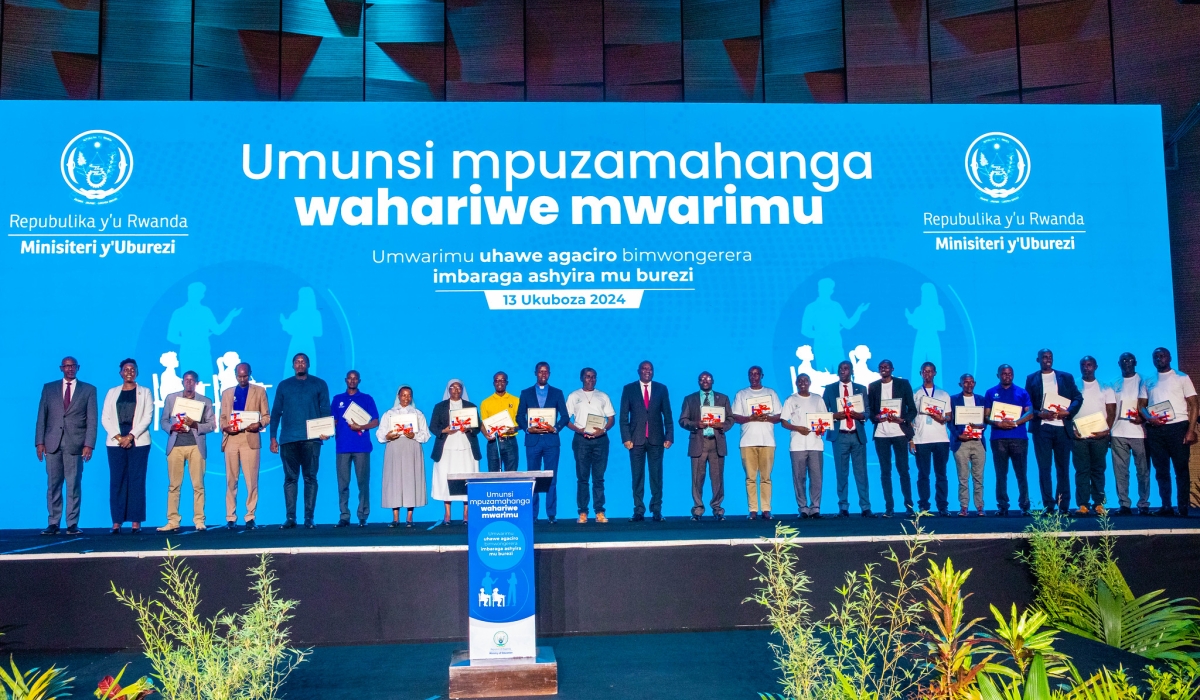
990, 401, 1023, 424
747, 395, 775, 416
173, 396, 206, 422
526, 407, 556, 430
700, 405, 726, 425
306, 416, 335, 440
840, 394, 865, 414
1148, 401, 1176, 422
955, 406, 985, 425
1043, 393, 1071, 413
804, 412, 834, 435
960, 424, 983, 439
390, 415, 418, 433
584, 414, 607, 432
1074, 412, 1109, 437
1118, 400, 1141, 421
482, 411, 516, 437
343, 401, 373, 426
449, 407, 478, 431
228, 410, 259, 430
878, 399, 903, 419
918, 395, 948, 418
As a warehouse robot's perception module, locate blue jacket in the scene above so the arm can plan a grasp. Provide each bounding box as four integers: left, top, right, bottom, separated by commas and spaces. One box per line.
515, 385, 570, 447
949, 392, 986, 453
822, 381, 868, 444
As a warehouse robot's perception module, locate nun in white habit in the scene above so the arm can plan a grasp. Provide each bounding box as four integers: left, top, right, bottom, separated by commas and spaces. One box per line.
428, 378, 482, 525
376, 385, 430, 528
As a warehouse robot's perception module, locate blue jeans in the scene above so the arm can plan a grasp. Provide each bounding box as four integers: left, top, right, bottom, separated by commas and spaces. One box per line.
486, 437, 520, 472
915, 442, 950, 512
527, 438, 561, 519
833, 432, 870, 512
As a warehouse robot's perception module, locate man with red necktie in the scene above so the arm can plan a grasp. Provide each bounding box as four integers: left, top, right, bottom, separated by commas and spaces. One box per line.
619, 361, 674, 522
822, 360, 874, 517
35, 356, 98, 535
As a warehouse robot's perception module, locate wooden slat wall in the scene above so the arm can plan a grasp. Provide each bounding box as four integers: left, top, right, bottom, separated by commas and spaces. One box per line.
193, 0, 280, 100
366, 0, 444, 101
928, 0, 1018, 102
845, 0, 929, 102
604, 0, 682, 101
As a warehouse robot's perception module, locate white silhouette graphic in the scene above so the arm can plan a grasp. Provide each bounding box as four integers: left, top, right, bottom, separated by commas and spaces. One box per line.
849, 345, 882, 385
789, 345, 840, 393
152, 351, 209, 430
491, 588, 506, 607
479, 588, 492, 607
209, 350, 272, 425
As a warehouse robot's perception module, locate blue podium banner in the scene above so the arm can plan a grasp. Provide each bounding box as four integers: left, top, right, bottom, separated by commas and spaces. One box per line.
0, 102, 1173, 526
467, 479, 536, 659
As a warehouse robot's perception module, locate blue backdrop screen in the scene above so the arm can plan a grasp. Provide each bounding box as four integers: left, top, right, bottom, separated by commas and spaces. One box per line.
1, 102, 1172, 526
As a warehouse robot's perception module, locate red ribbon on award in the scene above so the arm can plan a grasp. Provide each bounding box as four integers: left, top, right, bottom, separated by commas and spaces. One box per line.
452, 416, 472, 432
750, 402, 771, 417
1149, 409, 1169, 421
701, 411, 721, 425
996, 410, 1012, 421
810, 418, 831, 436
172, 413, 188, 432
485, 424, 506, 439
1124, 408, 1139, 420
1046, 403, 1068, 414
923, 405, 945, 418
961, 425, 982, 439
880, 407, 898, 418
228, 413, 244, 432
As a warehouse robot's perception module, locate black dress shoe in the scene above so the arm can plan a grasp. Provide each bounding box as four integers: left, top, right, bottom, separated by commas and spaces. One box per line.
548, 518, 558, 524
41, 524, 60, 536
714, 513, 725, 521
761, 512, 772, 521
245, 519, 257, 530
905, 508, 916, 518
651, 513, 663, 522
65, 525, 81, 535
997, 508, 1009, 517
1044, 506, 1056, 515
809, 512, 822, 519
631, 513, 645, 522
1116, 506, 1132, 516
799, 512, 810, 520
690, 514, 701, 522
359, 520, 367, 527
747, 512, 758, 520
861, 510, 877, 518
1020, 509, 1031, 517
1138, 506, 1151, 516
388, 521, 400, 528
1156, 506, 1176, 517
837, 510, 850, 518
937, 511, 950, 518
226, 521, 238, 530
304, 520, 316, 529
110, 527, 122, 535
334, 520, 350, 528
281, 519, 297, 529
881, 511, 894, 519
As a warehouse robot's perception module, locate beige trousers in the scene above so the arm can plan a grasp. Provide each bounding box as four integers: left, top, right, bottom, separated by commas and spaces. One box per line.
224, 433, 261, 522
741, 446, 775, 513
166, 444, 206, 527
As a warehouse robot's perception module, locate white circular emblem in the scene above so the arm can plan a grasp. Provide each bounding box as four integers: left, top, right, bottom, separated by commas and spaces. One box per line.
964, 132, 1030, 202
61, 130, 134, 202
493, 631, 509, 647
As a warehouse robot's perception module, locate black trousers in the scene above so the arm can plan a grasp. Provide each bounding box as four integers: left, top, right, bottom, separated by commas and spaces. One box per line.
915, 442, 950, 512
281, 440, 321, 522
1033, 425, 1073, 510
1071, 437, 1109, 508
992, 438, 1030, 511
1147, 422, 1191, 513
874, 435, 912, 513
629, 442, 665, 515
573, 433, 609, 514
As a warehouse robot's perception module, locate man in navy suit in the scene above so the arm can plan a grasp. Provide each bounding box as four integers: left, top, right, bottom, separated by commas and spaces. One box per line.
619, 361, 674, 521
1024, 349, 1083, 513
823, 360, 874, 517
516, 361, 570, 523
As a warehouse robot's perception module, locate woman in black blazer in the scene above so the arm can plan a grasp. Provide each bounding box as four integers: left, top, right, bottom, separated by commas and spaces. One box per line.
429, 379, 481, 524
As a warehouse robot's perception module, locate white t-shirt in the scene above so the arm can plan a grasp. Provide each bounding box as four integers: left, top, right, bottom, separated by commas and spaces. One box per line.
1147, 370, 1196, 425
875, 381, 904, 439
733, 386, 782, 447
782, 393, 828, 452
566, 389, 615, 429
912, 386, 951, 444
1110, 375, 1148, 439
1077, 380, 1115, 430
1041, 371, 1064, 427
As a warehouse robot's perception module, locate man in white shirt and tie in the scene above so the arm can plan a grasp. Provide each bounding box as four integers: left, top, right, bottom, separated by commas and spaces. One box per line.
1072, 356, 1116, 516
1111, 352, 1150, 515
1145, 347, 1198, 516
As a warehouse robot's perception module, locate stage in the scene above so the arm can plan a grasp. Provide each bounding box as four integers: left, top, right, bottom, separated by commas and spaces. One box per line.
2, 514, 1198, 652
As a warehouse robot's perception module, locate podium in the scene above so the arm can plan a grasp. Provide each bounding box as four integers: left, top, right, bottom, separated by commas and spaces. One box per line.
446, 470, 558, 698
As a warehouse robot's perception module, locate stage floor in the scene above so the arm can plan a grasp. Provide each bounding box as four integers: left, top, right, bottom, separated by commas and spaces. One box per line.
2, 511, 1197, 556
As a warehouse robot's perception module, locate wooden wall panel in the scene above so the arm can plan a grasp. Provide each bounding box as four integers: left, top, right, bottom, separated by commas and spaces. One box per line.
193, 0, 280, 100
365, 0, 444, 101
928, 0, 1018, 102
446, 0, 524, 100
282, 0, 365, 101
101, 0, 192, 99
763, 0, 846, 103
605, 0, 682, 101
1017, 0, 1112, 103
682, 0, 762, 101
844, 0, 929, 102
1, 0, 99, 99
527, 0, 603, 100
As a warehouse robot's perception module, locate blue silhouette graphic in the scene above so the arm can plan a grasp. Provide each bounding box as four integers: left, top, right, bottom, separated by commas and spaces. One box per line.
906, 283, 945, 380
800, 278, 869, 372
166, 282, 242, 379
507, 572, 518, 606
281, 287, 323, 376
481, 570, 495, 594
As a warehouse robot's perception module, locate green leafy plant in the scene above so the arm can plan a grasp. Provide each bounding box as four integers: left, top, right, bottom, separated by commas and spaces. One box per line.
1017, 512, 1117, 623
918, 560, 994, 700
979, 605, 1069, 679
974, 653, 1054, 700
0, 656, 73, 700
95, 665, 155, 699
111, 548, 309, 700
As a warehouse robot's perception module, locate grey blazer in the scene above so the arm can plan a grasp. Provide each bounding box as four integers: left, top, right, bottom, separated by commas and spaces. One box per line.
161, 392, 217, 459
678, 391, 734, 457
35, 379, 98, 454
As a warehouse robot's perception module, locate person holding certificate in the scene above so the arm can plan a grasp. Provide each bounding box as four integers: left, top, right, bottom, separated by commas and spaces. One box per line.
101, 359, 153, 534
158, 370, 216, 532
866, 359, 918, 518
1024, 349, 1082, 514
566, 367, 617, 523
1071, 357, 1116, 516
679, 371, 734, 521
911, 362, 952, 516
430, 378, 481, 525
782, 373, 830, 518
516, 362, 570, 523
1110, 353, 1150, 515
733, 366, 783, 520
35, 356, 97, 536
481, 372, 521, 473
331, 370, 380, 528
822, 361, 873, 517
950, 374, 987, 517
618, 361, 674, 522
220, 362, 270, 529
269, 353, 331, 529
377, 385, 430, 528
985, 364, 1034, 516
1144, 347, 1198, 516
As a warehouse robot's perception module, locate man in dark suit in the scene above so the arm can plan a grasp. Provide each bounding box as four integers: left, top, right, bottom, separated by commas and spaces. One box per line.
823, 360, 874, 517
678, 371, 734, 521
34, 356, 98, 535
516, 361, 570, 523
866, 359, 918, 517
619, 360, 674, 521
1024, 348, 1083, 513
